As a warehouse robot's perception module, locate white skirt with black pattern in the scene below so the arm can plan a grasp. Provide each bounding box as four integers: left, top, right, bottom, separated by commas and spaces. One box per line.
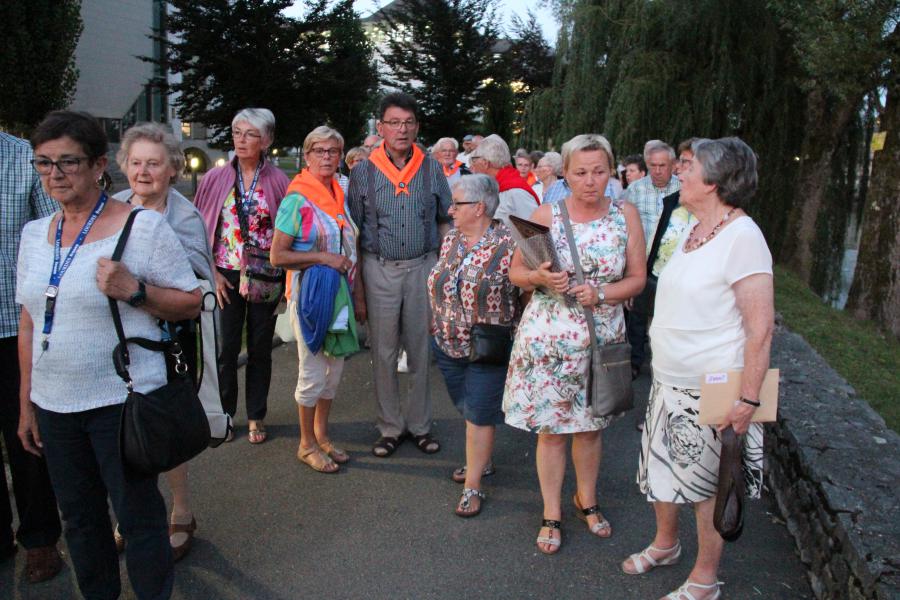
637, 377, 764, 504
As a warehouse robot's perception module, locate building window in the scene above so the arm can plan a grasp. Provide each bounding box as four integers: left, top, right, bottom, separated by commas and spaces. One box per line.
181, 122, 192, 138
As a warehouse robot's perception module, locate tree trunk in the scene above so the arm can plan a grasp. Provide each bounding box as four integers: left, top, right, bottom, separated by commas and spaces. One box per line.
846, 80, 900, 338
781, 88, 856, 280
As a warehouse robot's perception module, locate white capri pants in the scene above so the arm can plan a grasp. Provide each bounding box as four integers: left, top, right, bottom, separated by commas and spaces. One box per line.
288, 300, 345, 407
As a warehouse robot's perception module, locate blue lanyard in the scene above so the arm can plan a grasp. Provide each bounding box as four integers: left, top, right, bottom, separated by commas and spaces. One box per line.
237, 160, 263, 213
41, 192, 108, 350
449, 227, 492, 298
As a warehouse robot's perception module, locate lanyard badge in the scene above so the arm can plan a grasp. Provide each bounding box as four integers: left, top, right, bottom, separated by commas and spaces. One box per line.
41, 193, 108, 351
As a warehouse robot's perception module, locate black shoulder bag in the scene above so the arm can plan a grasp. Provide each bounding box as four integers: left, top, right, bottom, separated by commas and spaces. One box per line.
109, 210, 211, 478
559, 200, 633, 418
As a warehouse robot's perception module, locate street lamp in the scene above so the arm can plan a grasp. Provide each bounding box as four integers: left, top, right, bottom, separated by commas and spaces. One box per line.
190, 156, 200, 196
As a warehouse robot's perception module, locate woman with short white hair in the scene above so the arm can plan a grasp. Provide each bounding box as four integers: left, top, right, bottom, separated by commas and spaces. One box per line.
193, 108, 290, 445
532, 151, 563, 201
427, 174, 518, 517
504, 134, 646, 554
433, 137, 469, 187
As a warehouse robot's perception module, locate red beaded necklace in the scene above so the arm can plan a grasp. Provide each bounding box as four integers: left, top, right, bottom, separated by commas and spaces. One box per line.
683, 207, 737, 252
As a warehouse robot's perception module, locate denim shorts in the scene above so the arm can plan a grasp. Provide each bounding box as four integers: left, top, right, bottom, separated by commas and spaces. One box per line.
432, 338, 506, 426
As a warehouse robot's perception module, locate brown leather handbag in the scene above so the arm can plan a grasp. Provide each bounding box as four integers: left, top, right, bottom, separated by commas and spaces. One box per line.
714, 426, 745, 541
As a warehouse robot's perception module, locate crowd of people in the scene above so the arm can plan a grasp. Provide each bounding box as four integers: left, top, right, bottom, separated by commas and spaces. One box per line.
2, 90, 774, 600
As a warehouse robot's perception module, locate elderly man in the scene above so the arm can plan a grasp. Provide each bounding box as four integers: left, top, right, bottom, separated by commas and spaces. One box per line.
432, 137, 470, 187
349, 92, 452, 458
362, 134, 382, 154
469, 134, 539, 227
623, 139, 682, 380
458, 134, 475, 166
0, 132, 62, 582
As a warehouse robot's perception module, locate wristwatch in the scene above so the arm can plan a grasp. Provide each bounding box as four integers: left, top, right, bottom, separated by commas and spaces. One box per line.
128, 281, 147, 307
597, 285, 606, 303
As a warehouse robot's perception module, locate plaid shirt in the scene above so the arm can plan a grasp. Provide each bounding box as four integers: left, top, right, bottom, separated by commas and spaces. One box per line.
1, 133, 57, 338
622, 175, 680, 243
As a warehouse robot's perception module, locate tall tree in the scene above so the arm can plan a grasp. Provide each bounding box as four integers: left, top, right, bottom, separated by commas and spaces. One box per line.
506, 10, 555, 144
378, 0, 503, 142
0, 0, 82, 134
847, 78, 900, 337
165, 0, 377, 147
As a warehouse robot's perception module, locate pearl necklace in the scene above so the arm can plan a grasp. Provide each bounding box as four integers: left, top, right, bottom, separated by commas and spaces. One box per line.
684, 207, 737, 252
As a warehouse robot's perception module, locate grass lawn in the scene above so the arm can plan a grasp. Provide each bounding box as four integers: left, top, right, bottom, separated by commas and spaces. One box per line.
774, 265, 899, 432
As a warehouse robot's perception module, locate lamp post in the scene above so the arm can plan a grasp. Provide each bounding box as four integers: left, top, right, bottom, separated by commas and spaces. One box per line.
190, 156, 200, 196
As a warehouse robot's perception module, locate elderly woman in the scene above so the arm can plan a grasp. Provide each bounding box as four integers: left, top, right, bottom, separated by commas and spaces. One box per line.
504, 134, 646, 554
194, 108, 290, 444
514, 148, 537, 186
270, 126, 358, 474
622, 138, 772, 600
433, 137, 469, 188
345, 147, 368, 170
532, 151, 563, 201
17, 111, 200, 599
622, 154, 647, 188
112, 122, 217, 561
427, 174, 518, 517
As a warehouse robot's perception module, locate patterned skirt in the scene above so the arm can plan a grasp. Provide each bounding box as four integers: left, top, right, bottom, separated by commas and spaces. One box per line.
637, 377, 763, 504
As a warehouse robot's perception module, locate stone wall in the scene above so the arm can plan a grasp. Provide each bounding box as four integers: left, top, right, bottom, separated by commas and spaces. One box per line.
766, 324, 899, 599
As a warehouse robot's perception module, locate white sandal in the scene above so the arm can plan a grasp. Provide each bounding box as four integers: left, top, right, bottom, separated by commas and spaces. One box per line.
621, 540, 681, 574
665, 579, 722, 600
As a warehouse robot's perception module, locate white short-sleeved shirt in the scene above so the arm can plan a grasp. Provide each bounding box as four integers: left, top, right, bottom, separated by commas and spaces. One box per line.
16, 209, 199, 413
650, 216, 772, 388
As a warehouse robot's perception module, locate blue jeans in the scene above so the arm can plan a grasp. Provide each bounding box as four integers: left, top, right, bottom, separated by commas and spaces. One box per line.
432, 338, 506, 426
36, 404, 173, 600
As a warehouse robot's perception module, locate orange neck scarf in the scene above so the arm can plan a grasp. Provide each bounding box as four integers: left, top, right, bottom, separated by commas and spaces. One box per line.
526, 172, 537, 186
286, 168, 346, 229
368, 144, 425, 195
442, 160, 463, 177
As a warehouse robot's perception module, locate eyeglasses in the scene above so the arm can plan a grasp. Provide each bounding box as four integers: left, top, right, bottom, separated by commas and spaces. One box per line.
380, 119, 417, 131
308, 148, 342, 158
449, 201, 480, 209
232, 129, 262, 141
679, 158, 693, 169
31, 157, 88, 175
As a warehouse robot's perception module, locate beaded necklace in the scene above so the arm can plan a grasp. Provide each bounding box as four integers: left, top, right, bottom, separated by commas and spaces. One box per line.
683, 207, 737, 252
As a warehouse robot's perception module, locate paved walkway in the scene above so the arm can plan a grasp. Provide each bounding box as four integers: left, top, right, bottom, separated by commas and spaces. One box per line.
4, 342, 812, 599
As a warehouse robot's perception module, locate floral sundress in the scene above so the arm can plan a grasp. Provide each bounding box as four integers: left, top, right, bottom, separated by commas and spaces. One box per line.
503, 199, 628, 434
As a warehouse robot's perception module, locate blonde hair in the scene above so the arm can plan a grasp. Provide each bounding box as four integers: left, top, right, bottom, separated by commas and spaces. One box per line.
561, 134, 615, 173
302, 125, 344, 155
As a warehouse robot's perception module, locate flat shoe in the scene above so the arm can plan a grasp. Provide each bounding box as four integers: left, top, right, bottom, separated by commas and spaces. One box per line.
622, 540, 681, 575
25, 546, 62, 583
664, 579, 722, 600
113, 524, 125, 553
298, 447, 339, 473
536, 519, 562, 555
320, 441, 350, 464
372, 436, 402, 457
412, 432, 440, 454
573, 494, 612, 537
454, 488, 485, 518
248, 424, 267, 444
451, 463, 495, 483
169, 517, 197, 562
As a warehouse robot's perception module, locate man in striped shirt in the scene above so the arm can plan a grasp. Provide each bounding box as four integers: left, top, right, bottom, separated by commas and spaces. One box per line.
348, 92, 452, 458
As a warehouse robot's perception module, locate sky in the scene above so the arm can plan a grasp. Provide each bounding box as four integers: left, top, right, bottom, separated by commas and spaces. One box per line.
284, 1, 559, 43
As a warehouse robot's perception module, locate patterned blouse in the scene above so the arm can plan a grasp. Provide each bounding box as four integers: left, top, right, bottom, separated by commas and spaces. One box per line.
214, 187, 274, 270
427, 222, 518, 359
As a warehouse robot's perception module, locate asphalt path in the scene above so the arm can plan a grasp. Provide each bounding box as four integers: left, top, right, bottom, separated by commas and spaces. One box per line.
4, 342, 812, 599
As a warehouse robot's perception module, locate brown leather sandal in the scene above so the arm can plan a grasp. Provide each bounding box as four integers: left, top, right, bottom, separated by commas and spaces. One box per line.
25, 546, 62, 583
170, 517, 197, 562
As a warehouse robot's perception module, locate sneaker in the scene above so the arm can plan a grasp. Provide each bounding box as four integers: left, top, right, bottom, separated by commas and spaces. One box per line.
397, 350, 409, 373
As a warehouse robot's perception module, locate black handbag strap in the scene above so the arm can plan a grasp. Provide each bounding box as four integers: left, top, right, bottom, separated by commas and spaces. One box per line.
107, 209, 175, 389
558, 200, 600, 406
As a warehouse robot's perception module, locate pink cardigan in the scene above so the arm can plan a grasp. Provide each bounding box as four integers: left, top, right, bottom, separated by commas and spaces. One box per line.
193, 159, 291, 251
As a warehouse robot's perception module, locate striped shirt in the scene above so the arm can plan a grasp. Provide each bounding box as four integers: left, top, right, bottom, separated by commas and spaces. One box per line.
622, 175, 681, 243
1, 133, 57, 338
347, 151, 451, 260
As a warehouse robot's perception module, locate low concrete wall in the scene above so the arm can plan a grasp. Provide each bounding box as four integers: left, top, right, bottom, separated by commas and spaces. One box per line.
766, 324, 899, 599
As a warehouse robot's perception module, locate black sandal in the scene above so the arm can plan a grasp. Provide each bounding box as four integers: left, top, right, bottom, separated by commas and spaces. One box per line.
372, 436, 401, 457
451, 463, 496, 483
536, 519, 562, 554
412, 433, 440, 454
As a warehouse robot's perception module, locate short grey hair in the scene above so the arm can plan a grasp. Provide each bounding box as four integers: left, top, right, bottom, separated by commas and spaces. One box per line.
561, 134, 615, 173
302, 125, 344, 155
470, 134, 510, 169
232, 108, 276, 148
539, 151, 563, 176
434, 137, 458, 151
117, 122, 185, 183
643, 139, 675, 163
692, 137, 758, 208
453, 174, 500, 218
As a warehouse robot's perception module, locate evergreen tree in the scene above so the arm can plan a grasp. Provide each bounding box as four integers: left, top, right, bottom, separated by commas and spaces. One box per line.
378, 0, 504, 142
0, 0, 82, 134
506, 10, 554, 144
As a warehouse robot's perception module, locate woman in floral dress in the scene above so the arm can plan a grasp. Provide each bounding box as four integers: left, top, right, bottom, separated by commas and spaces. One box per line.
504, 134, 646, 554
